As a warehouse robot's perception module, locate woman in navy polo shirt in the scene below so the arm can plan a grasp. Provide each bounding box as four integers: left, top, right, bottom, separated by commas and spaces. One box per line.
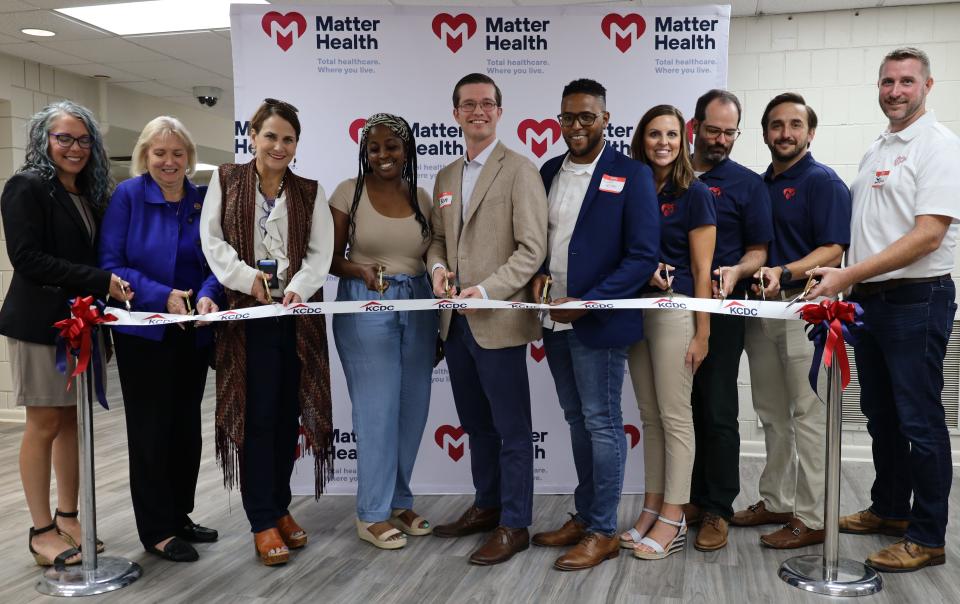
100, 116, 222, 562
621, 105, 716, 560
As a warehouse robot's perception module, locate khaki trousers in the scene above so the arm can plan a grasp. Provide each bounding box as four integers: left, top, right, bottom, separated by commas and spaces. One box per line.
629, 303, 696, 505
745, 317, 826, 529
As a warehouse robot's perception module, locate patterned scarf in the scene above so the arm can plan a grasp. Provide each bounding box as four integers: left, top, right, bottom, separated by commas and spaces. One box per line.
214, 160, 333, 497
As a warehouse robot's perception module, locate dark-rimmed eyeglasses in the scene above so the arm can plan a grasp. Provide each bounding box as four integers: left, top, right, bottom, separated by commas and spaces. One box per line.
457, 100, 498, 113
264, 97, 299, 113
557, 112, 603, 127
701, 125, 741, 140
49, 132, 93, 149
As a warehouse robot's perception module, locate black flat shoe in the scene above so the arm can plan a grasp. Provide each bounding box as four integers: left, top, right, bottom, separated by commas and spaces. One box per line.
177, 521, 218, 543
146, 537, 199, 562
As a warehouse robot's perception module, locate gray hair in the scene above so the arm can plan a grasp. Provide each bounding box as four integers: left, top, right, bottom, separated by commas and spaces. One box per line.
879, 47, 931, 80
131, 116, 197, 178
19, 100, 113, 212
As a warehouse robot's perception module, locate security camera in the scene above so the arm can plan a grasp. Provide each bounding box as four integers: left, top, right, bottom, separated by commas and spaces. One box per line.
193, 86, 222, 107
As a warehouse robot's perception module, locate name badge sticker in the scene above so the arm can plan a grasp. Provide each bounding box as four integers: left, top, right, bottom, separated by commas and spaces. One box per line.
599, 174, 626, 194
872, 170, 890, 188
438, 192, 454, 208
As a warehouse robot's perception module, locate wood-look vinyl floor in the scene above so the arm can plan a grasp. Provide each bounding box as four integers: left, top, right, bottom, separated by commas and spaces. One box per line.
0, 368, 957, 603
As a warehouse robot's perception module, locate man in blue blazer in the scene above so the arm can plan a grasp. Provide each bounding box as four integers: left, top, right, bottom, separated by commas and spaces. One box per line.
530, 79, 659, 570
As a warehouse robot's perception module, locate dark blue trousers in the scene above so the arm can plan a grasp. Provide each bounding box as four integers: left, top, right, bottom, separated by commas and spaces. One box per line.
444, 314, 533, 528
852, 277, 956, 547
241, 317, 301, 533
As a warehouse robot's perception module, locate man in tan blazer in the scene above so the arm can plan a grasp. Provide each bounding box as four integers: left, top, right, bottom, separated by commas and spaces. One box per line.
427, 73, 548, 567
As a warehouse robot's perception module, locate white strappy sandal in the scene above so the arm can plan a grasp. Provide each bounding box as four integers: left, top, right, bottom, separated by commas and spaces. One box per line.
633, 514, 687, 560
619, 507, 660, 549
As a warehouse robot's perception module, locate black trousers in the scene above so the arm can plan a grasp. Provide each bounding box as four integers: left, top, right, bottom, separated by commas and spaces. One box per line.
114, 328, 209, 548
690, 313, 744, 519
240, 317, 301, 533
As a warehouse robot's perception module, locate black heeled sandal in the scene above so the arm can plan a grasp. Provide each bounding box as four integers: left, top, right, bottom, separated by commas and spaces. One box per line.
29, 522, 81, 569
55, 509, 105, 553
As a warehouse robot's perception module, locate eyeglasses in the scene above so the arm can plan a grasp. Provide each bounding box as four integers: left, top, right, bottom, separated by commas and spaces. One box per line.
457, 100, 498, 113
557, 112, 604, 127
49, 132, 93, 149
701, 125, 741, 140
263, 97, 299, 113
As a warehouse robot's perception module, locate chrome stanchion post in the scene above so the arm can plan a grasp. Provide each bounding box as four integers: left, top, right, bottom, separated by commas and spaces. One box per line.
778, 349, 882, 596
37, 343, 142, 597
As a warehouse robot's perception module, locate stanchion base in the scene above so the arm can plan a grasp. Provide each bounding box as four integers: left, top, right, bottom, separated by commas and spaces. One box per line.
779, 554, 882, 597
36, 556, 142, 597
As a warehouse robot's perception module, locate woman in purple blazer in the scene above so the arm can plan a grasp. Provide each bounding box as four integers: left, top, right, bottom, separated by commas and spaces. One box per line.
99, 116, 222, 563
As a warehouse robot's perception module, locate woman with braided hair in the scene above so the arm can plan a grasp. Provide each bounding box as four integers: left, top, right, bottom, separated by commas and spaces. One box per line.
328, 113, 437, 550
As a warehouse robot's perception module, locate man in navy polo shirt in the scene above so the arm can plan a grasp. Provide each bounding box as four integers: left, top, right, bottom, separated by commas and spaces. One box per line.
687, 89, 773, 552
740, 92, 851, 549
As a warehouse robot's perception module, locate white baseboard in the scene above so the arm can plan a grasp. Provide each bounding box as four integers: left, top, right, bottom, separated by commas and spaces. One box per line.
0, 408, 25, 423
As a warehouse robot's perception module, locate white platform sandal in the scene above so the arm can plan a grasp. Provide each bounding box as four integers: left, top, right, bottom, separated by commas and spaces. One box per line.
633, 514, 687, 560
619, 507, 660, 549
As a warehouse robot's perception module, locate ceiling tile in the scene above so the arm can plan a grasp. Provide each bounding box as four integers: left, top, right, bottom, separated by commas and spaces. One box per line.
0, 41, 85, 65
55, 62, 143, 81
44, 37, 166, 62
106, 58, 219, 81
128, 31, 233, 77
115, 79, 189, 97
0, 9, 112, 40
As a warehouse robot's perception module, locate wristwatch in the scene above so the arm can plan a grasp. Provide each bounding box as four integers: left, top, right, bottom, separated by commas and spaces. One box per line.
779, 265, 793, 283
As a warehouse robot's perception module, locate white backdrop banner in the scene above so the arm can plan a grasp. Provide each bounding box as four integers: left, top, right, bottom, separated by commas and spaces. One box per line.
229, 4, 730, 495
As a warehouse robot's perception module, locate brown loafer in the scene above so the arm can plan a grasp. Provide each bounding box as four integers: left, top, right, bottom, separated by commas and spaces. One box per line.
839, 508, 909, 537
683, 503, 703, 526
433, 505, 500, 538
554, 533, 619, 571
760, 518, 824, 549
532, 514, 587, 547
866, 539, 945, 573
468, 526, 529, 565
694, 512, 728, 551
277, 514, 307, 549
731, 500, 793, 527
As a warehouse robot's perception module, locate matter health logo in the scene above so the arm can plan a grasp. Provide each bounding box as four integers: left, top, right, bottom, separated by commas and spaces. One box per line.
432, 13, 477, 53
601, 13, 646, 53
530, 341, 546, 362
435, 425, 467, 461
261, 11, 307, 52
660, 203, 675, 217
624, 424, 641, 449
517, 118, 560, 158
783, 187, 797, 200
348, 118, 366, 143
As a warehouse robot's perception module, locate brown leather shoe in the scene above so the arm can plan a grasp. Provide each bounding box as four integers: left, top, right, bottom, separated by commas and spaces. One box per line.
683, 503, 703, 526
730, 500, 793, 527
468, 526, 529, 565
866, 539, 945, 573
532, 514, 587, 547
433, 505, 500, 538
839, 508, 909, 537
554, 533, 619, 571
760, 518, 825, 549
694, 512, 728, 551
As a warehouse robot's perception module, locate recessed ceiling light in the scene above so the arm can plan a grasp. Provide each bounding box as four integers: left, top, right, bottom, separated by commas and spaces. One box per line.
21, 28, 56, 37
92, 74, 111, 79
57, 0, 267, 36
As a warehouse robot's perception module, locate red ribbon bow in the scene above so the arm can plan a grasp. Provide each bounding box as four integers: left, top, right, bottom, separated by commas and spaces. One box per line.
53, 296, 116, 387
800, 299, 859, 390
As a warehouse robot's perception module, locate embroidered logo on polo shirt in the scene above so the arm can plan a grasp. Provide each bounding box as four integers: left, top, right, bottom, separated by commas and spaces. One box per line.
660, 203, 675, 217
783, 187, 796, 200
708, 186, 721, 197
894, 155, 907, 166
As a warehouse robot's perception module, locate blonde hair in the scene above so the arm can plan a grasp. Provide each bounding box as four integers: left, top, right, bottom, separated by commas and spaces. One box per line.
130, 116, 197, 178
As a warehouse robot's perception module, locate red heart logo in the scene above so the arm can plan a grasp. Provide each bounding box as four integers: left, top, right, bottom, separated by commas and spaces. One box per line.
623, 424, 641, 449
261, 11, 307, 52
431, 13, 477, 53
686, 118, 696, 145
601, 13, 646, 53
660, 203, 675, 217
435, 424, 467, 461
783, 187, 796, 200
529, 341, 546, 362
349, 118, 367, 144
517, 119, 561, 158
708, 186, 722, 197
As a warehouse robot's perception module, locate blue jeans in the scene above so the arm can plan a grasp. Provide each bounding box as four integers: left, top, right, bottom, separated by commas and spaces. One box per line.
543, 328, 628, 535
333, 274, 438, 522
852, 277, 956, 547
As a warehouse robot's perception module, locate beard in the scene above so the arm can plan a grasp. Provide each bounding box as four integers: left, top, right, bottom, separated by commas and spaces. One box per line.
695, 135, 731, 166
768, 139, 806, 163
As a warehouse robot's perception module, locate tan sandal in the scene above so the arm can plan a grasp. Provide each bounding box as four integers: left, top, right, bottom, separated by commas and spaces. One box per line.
389, 509, 432, 536
253, 528, 289, 566
277, 514, 307, 549
356, 519, 406, 550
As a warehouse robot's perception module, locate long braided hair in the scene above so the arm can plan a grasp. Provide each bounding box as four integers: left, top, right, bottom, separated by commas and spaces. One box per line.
349, 113, 429, 245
